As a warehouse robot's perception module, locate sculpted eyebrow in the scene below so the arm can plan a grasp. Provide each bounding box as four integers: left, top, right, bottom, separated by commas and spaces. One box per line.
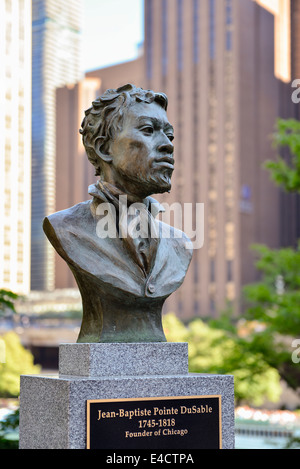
138, 116, 174, 132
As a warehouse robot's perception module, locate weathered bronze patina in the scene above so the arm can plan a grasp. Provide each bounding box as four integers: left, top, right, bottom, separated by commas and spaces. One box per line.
43, 84, 193, 343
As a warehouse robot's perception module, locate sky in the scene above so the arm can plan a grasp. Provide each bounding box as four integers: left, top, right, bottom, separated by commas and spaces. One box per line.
82, 0, 144, 72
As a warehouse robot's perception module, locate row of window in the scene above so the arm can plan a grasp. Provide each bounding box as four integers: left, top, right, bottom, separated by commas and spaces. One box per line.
146, 0, 233, 79
2, 270, 24, 284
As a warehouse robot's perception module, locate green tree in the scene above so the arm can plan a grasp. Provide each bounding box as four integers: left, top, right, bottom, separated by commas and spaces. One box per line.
244, 243, 300, 336
163, 313, 281, 406
265, 118, 300, 193
0, 331, 40, 397
0, 408, 19, 449
240, 117, 300, 393
0, 289, 18, 315
242, 243, 300, 391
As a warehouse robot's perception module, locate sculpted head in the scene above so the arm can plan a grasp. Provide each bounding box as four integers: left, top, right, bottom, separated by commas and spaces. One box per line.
80, 84, 175, 199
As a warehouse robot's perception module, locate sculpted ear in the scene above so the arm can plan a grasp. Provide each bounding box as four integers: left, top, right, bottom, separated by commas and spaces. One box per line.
94, 136, 113, 163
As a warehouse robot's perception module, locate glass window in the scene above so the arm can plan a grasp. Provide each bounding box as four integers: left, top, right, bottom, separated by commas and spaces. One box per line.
193, 0, 199, 64
227, 260, 233, 282
210, 258, 215, 283
210, 297, 216, 314
225, 0, 233, 51
177, 0, 183, 71
146, 0, 153, 79
209, 0, 215, 59
5, 0, 12, 13
162, 0, 168, 76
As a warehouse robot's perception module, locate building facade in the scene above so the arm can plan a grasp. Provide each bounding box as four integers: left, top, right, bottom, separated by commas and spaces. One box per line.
143, 0, 297, 319
0, 0, 32, 295
31, 0, 83, 291
52, 0, 299, 321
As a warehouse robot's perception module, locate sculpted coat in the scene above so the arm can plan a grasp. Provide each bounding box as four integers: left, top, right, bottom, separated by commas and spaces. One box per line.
43, 182, 192, 343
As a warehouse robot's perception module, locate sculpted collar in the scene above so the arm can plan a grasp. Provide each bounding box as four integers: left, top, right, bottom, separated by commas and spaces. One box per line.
88, 180, 165, 218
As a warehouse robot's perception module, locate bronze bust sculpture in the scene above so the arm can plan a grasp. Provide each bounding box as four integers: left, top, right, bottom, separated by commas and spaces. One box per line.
43, 84, 193, 343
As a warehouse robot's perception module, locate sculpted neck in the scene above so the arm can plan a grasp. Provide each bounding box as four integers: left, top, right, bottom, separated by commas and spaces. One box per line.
99, 166, 150, 203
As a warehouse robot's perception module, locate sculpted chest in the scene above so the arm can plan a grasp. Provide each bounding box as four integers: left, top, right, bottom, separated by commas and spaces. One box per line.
43, 200, 192, 343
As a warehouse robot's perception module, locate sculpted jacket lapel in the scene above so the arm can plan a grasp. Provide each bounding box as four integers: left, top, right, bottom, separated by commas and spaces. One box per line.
89, 181, 163, 279
43, 186, 192, 300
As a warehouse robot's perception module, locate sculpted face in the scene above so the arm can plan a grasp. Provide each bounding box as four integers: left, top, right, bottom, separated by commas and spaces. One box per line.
105, 101, 175, 199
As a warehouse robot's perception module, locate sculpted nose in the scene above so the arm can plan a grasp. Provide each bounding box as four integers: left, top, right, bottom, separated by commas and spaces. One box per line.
157, 141, 174, 155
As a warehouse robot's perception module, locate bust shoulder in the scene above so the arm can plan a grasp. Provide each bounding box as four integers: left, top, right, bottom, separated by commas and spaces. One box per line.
157, 219, 193, 264
45, 200, 92, 227
43, 200, 93, 261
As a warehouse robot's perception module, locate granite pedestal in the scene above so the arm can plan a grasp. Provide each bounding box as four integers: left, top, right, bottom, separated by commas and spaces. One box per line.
19, 343, 235, 449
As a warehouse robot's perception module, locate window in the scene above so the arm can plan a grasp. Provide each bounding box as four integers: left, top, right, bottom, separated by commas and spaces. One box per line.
17, 246, 24, 262
225, 0, 233, 51
5, 0, 12, 12
17, 272, 23, 283
177, 0, 183, 71
209, 0, 215, 59
5, 115, 11, 129
4, 226, 10, 246
4, 192, 11, 217
227, 260, 233, 282
210, 297, 216, 315
162, 0, 168, 76
193, 0, 199, 64
4, 271, 10, 283
210, 258, 215, 283
146, 0, 153, 80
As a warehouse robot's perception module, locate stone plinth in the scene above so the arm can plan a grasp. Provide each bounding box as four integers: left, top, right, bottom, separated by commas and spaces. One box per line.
19, 343, 235, 449
59, 342, 188, 377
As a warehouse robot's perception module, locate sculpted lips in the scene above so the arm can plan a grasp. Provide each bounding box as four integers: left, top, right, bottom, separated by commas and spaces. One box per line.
153, 156, 175, 170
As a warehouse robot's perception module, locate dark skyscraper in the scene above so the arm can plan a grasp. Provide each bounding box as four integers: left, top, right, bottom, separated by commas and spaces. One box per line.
31, 0, 82, 291
143, 0, 298, 319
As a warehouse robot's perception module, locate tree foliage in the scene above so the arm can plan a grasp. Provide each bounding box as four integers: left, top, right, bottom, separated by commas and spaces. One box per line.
0, 408, 19, 449
163, 313, 281, 406
240, 117, 300, 393
265, 118, 300, 193
242, 243, 300, 391
244, 243, 300, 335
0, 290, 18, 315
0, 332, 40, 397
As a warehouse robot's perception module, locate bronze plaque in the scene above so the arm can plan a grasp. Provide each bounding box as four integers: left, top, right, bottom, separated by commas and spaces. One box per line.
87, 395, 222, 449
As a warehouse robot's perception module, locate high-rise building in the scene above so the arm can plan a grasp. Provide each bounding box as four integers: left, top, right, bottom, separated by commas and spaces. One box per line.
52, 0, 298, 321
0, 0, 32, 295
144, 0, 298, 319
31, 0, 83, 291
254, 0, 291, 83
292, 0, 300, 81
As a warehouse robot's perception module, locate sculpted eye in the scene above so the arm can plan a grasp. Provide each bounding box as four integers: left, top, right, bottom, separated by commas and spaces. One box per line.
140, 126, 154, 135
167, 134, 174, 142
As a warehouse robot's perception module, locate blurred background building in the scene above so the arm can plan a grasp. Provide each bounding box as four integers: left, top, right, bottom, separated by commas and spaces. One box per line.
141, 0, 300, 319
0, 0, 32, 295
31, 0, 83, 291
52, 0, 300, 321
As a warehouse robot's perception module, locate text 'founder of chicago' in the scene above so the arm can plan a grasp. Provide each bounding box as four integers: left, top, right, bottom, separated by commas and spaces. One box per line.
43, 84, 193, 343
